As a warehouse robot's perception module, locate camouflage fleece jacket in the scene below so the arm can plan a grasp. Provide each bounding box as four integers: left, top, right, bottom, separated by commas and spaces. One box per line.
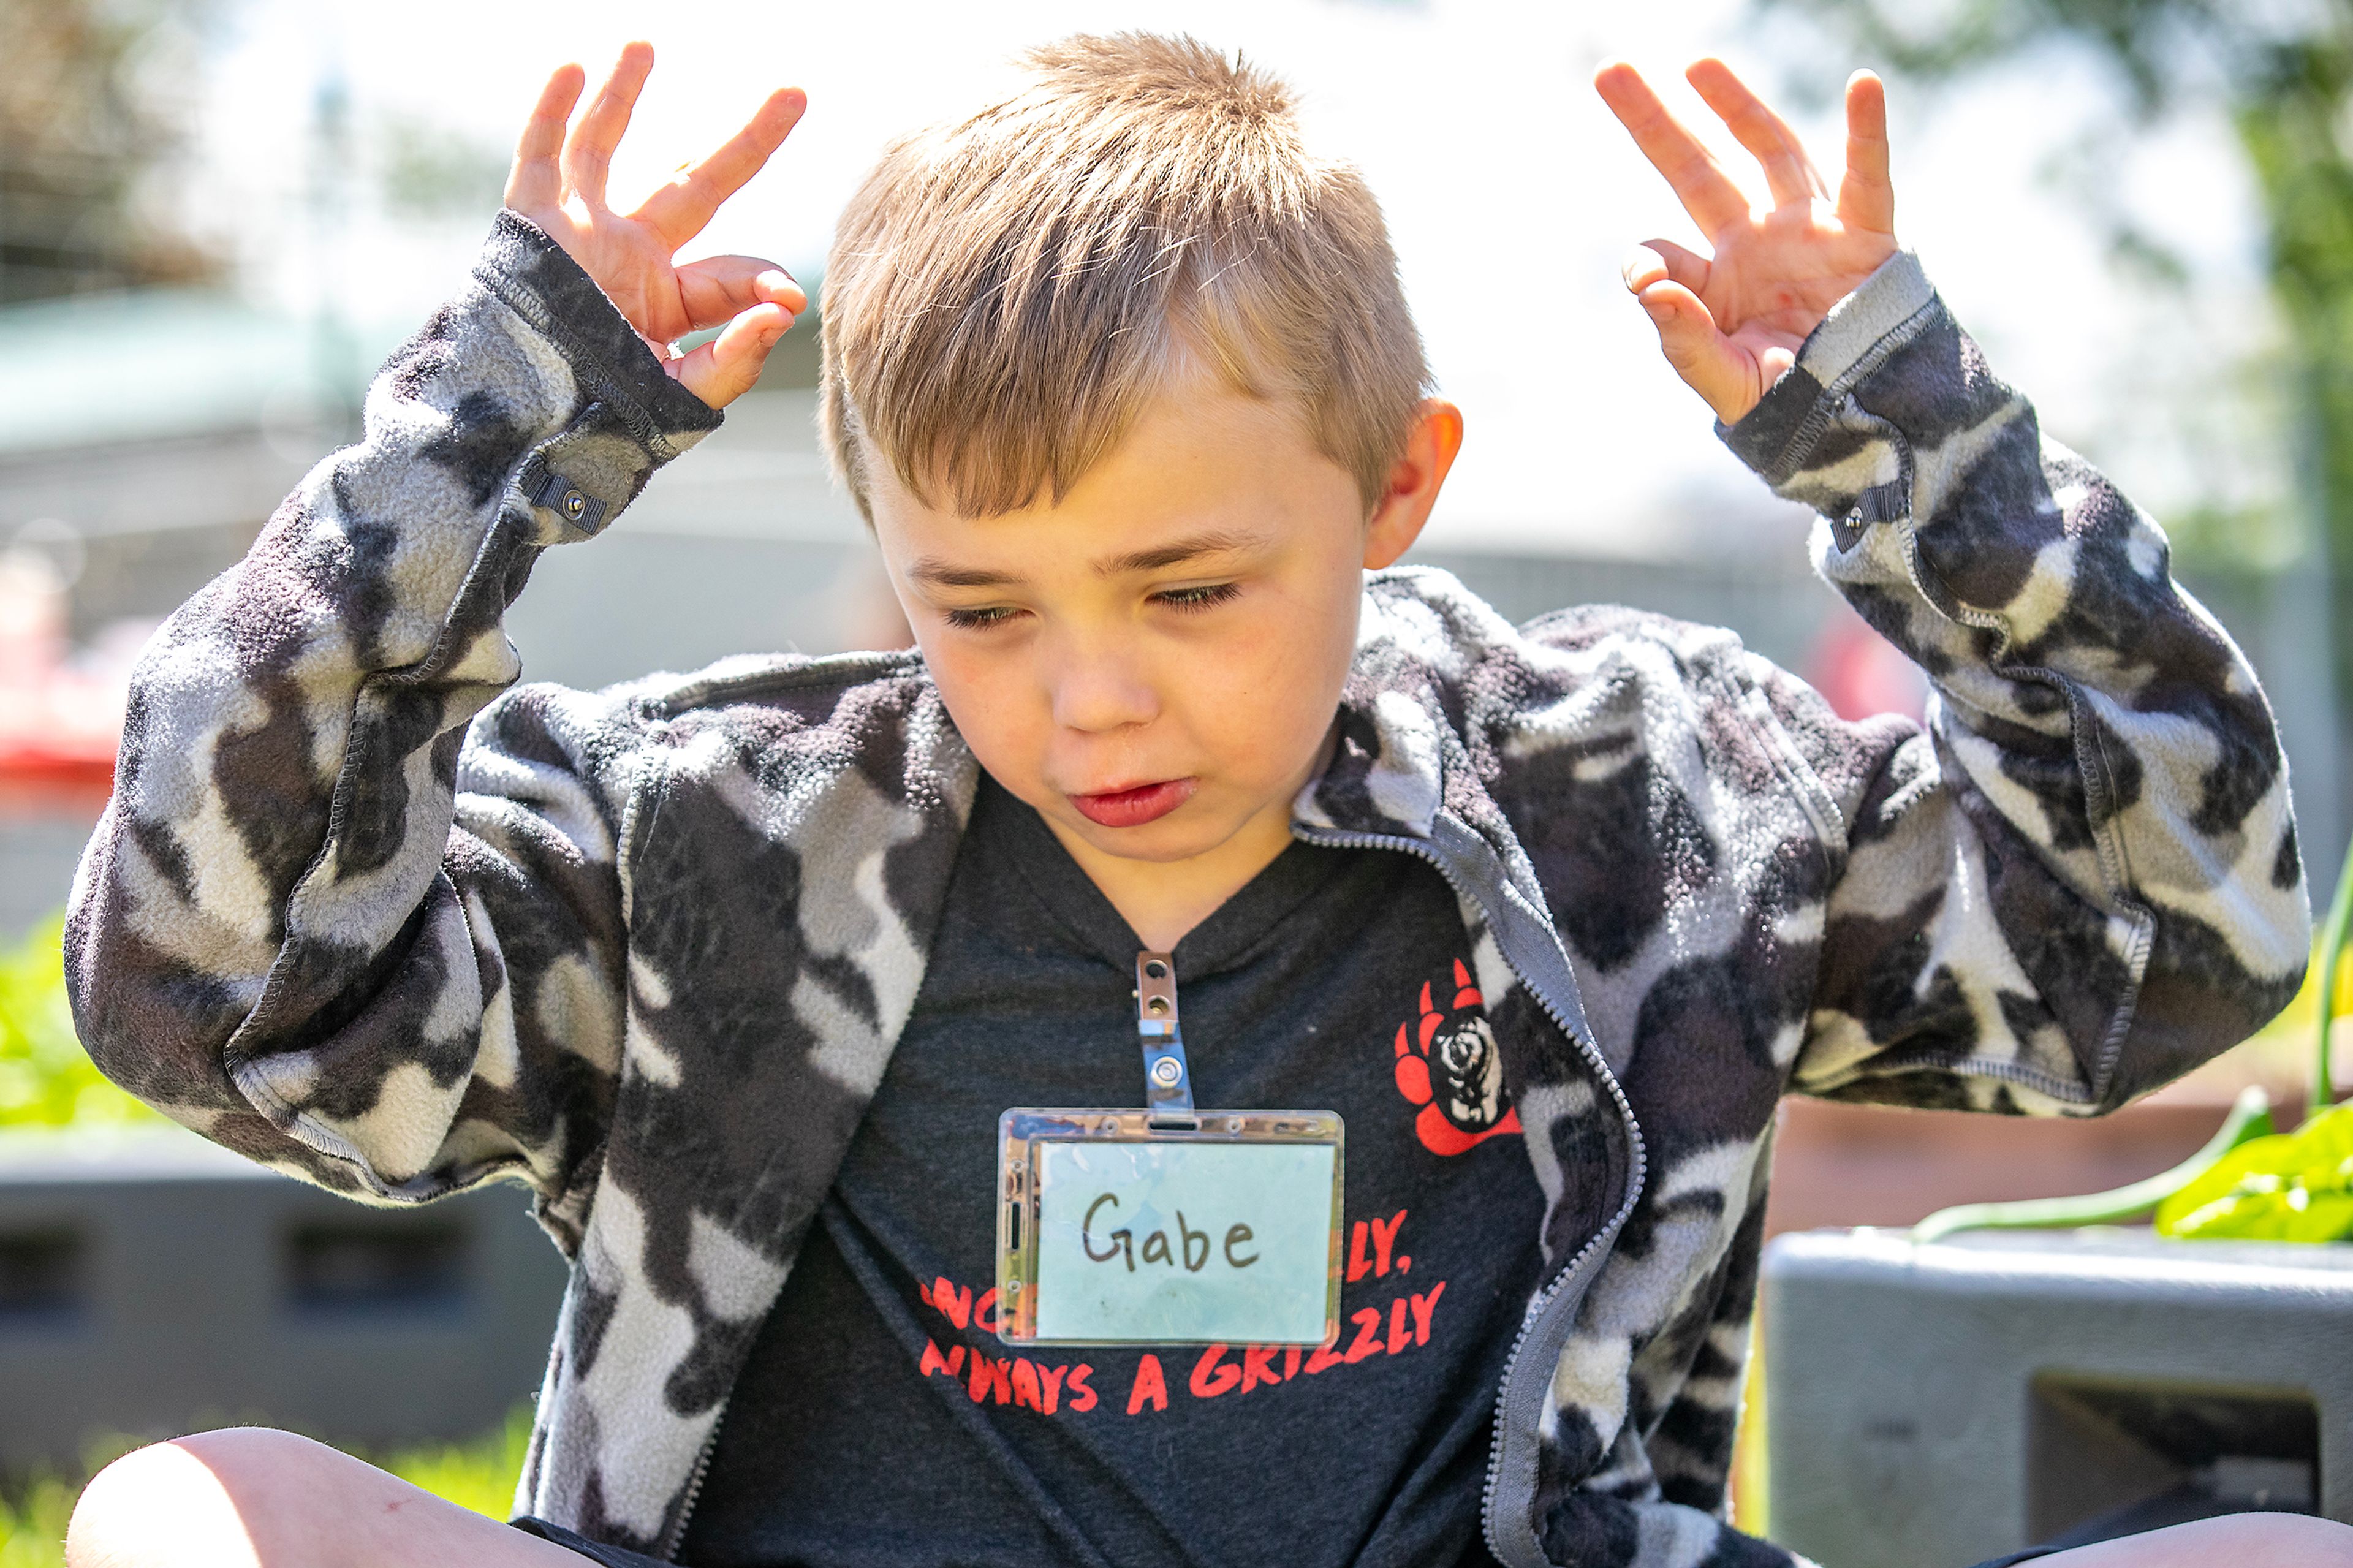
67, 214, 2309, 1567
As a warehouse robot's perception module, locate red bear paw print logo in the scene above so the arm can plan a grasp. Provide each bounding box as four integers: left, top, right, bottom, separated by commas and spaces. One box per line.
1392, 959, 1522, 1156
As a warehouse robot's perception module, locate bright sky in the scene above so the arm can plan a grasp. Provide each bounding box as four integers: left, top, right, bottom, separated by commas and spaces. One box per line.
186, 0, 2281, 558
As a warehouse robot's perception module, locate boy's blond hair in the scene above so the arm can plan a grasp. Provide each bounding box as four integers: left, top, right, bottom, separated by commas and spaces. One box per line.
820, 32, 1430, 521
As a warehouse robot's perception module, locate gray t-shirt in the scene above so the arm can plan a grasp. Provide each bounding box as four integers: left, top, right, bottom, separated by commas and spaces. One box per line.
675, 773, 1550, 1568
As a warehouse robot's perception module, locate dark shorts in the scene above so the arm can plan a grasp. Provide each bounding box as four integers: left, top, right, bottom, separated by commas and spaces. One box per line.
511, 1517, 669, 1567
513, 1516, 2059, 1568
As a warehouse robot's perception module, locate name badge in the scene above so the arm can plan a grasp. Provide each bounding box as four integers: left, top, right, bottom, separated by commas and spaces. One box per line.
996, 1108, 1344, 1347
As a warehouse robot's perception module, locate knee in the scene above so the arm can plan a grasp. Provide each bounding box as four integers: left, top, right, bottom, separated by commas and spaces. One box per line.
67, 1428, 342, 1568
2241, 1513, 2353, 1567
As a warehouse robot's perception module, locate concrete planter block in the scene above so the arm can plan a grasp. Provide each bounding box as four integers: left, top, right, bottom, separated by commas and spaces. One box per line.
0, 1127, 567, 1471
1761, 1228, 2353, 1568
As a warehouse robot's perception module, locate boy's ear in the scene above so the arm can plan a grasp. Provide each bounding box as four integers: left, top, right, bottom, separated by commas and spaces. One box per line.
1364, 399, 1465, 570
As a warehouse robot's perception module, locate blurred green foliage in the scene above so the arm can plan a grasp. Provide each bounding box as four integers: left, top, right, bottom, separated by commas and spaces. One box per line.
0, 916, 156, 1132
0, 1477, 70, 1568
1770, 0, 2353, 724
0, 1404, 534, 1565
2156, 1100, 2353, 1240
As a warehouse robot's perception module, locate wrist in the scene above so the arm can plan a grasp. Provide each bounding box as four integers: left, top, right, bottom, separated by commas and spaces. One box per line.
475, 211, 723, 452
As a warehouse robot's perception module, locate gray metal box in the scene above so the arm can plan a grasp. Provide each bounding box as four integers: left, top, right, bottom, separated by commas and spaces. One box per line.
1762, 1228, 2353, 1567
0, 1128, 569, 1471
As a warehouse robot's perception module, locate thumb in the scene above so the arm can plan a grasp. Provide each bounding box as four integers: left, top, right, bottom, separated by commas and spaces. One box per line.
669, 301, 794, 409
1632, 281, 1754, 423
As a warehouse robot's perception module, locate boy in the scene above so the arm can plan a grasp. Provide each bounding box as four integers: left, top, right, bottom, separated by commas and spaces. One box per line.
57, 31, 2346, 1568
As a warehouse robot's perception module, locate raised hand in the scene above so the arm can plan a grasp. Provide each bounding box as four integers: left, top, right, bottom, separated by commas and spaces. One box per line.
505, 44, 808, 409
1594, 59, 1898, 425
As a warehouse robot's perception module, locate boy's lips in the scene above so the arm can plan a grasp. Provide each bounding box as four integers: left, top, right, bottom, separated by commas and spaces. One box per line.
1069, 778, 1196, 828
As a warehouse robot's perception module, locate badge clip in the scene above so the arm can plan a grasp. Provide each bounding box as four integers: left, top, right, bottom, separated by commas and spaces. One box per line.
1135, 951, 1196, 1129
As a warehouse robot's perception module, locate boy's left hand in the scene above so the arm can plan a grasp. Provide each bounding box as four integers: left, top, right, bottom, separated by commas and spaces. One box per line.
504, 44, 808, 409
1596, 59, 1899, 425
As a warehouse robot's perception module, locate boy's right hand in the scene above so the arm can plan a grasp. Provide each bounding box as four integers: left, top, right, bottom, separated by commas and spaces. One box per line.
504, 44, 808, 409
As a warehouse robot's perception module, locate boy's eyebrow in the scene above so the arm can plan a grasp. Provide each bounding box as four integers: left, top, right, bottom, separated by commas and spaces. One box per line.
1094, 529, 1268, 576
906, 560, 1023, 589
905, 530, 1269, 590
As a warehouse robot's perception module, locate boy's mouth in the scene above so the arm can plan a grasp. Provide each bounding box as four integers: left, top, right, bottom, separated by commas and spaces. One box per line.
1069, 778, 1196, 828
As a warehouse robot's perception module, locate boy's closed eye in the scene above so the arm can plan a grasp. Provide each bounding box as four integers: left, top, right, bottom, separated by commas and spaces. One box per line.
940, 605, 1020, 630
1151, 581, 1243, 613
935, 581, 1245, 631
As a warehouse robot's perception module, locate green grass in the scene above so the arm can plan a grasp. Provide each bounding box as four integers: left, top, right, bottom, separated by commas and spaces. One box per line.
0, 1406, 534, 1566
0, 915, 156, 1132
374, 1404, 536, 1521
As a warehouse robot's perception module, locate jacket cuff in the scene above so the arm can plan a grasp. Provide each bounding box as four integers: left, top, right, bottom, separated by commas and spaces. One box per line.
1716, 249, 1938, 484
472, 210, 725, 464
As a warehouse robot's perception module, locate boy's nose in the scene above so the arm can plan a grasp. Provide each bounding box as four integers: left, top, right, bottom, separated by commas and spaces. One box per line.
1045, 639, 1160, 735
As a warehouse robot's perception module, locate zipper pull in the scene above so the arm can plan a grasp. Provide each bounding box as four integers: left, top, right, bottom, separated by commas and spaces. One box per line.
1135, 951, 1197, 1128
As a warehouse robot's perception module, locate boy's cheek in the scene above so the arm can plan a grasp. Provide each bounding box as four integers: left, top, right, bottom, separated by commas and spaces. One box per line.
914, 642, 1042, 771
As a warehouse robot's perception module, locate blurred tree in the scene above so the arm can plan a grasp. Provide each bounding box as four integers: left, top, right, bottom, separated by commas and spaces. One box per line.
0, 0, 218, 303
1768, 0, 2353, 738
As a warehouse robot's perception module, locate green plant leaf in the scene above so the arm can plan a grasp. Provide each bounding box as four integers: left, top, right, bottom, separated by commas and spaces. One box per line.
2154, 1102, 2353, 1241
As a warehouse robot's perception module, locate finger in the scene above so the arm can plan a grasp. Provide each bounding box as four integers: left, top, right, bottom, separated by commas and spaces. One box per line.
675, 255, 807, 333
1622, 238, 1711, 298
1633, 280, 1753, 423
1837, 70, 1896, 235
506, 64, 586, 213
636, 88, 809, 248
1593, 60, 1751, 237
562, 40, 654, 209
672, 303, 794, 409
1685, 57, 1825, 210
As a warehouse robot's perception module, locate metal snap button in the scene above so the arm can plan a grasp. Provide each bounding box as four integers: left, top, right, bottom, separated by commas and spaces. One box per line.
561, 489, 588, 521
1151, 1056, 1183, 1087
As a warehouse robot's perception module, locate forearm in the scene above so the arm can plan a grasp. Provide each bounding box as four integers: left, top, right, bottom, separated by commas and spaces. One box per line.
66, 213, 716, 1193
1538, 1494, 1816, 1568
1730, 255, 2309, 1107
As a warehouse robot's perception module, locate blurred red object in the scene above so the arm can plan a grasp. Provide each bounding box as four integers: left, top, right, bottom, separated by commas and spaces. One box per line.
1803, 601, 1928, 723
0, 547, 121, 807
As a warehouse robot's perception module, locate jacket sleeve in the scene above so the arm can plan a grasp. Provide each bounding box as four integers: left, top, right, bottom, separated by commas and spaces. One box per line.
1722, 251, 2310, 1113
64, 213, 721, 1237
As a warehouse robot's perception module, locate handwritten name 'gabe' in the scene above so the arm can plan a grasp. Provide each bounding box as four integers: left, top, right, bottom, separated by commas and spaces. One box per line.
1083, 1193, 1259, 1273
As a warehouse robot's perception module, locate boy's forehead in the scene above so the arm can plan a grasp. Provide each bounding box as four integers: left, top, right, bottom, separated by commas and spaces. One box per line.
868, 381, 1357, 582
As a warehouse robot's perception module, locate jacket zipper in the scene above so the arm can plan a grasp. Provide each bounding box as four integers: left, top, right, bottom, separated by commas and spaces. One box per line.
1294, 819, 1649, 1568
659, 1393, 734, 1561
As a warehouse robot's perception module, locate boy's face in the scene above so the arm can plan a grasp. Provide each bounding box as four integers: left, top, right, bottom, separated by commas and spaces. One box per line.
866, 381, 1390, 876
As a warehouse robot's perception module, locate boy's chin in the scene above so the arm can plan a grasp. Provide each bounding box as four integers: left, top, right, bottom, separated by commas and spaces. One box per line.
1049, 794, 1270, 866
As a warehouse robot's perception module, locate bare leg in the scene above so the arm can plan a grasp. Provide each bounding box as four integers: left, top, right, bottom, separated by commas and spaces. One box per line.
2030, 1513, 2353, 1567
66, 1428, 585, 1568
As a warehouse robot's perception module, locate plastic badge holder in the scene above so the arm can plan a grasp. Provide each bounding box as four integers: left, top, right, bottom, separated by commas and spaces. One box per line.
995, 1107, 1344, 1347
994, 951, 1343, 1348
